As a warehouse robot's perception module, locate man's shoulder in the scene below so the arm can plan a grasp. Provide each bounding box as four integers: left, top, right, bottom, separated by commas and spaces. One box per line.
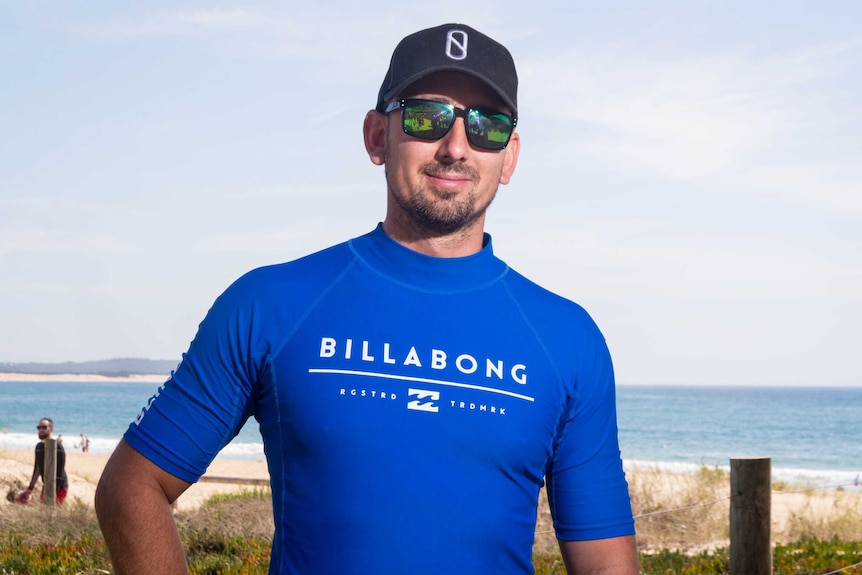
258, 238, 353, 274
204, 238, 358, 317
229, 239, 355, 291
502, 266, 592, 319
497, 265, 611, 350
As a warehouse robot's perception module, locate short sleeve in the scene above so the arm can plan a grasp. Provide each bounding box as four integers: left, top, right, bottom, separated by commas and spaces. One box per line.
546, 323, 635, 540
122, 275, 262, 482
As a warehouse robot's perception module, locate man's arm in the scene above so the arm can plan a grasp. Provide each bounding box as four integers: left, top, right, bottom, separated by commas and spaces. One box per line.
95, 439, 193, 575
27, 467, 38, 491
57, 445, 66, 476
27, 447, 41, 491
559, 535, 639, 575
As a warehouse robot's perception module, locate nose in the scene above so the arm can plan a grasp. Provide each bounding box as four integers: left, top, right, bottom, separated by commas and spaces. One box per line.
435, 117, 470, 162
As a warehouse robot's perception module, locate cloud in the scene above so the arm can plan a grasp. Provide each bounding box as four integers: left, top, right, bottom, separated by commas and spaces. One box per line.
69, 8, 283, 38
521, 38, 862, 203
731, 161, 862, 215
524, 51, 771, 178
174, 8, 272, 31
0, 224, 139, 257
61, 7, 399, 84
501, 217, 859, 301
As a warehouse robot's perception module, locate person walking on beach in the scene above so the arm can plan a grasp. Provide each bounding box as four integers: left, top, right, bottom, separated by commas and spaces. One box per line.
26, 418, 69, 504
75, 433, 90, 453
96, 23, 637, 574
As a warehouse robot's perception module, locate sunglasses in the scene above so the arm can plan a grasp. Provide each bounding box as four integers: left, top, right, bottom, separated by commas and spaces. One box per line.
383, 98, 517, 151
36, 425, 49, 430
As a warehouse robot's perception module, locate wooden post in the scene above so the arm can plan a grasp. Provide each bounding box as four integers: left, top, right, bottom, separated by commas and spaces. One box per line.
44, 438, 57, 505
730, 457, 772, 575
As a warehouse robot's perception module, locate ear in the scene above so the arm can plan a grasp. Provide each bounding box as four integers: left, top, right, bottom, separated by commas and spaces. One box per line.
363, 110, 387, 166
499, 131, 520, 185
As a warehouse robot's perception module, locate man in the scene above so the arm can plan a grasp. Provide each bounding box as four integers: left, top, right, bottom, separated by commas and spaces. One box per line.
96, 23, 638, 574
27, 417, 69, 504
75, 432, 90, 453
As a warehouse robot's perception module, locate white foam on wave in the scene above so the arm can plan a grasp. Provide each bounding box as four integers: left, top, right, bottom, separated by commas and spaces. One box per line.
85, 437, 121, 453
0, 432, 38, 452
623, 458, 861, 492
1, 429, 264, 460
624, 459, 729, 475
218, 442, 265, 460
0, 432, 120, 454
771, 466, 862, 491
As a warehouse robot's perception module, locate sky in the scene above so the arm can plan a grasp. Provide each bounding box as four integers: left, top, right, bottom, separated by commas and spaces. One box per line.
1, 2, 859, 387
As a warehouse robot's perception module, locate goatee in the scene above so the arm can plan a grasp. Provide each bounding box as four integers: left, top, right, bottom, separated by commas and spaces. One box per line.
385, 162, 497, 236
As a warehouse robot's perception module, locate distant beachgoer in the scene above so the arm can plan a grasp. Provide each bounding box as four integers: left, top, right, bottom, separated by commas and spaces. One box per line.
26, 418, 69, 504
75, 433, 90, 453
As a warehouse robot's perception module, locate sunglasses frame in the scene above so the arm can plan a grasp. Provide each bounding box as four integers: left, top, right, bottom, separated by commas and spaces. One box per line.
383, 98, 517, 151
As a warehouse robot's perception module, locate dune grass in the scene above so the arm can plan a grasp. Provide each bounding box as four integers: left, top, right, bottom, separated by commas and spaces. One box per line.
2, 469, 862, 574
627, 464, 730, 552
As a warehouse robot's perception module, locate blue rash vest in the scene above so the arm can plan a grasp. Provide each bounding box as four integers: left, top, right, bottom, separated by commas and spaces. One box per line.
124, 224, 634, 574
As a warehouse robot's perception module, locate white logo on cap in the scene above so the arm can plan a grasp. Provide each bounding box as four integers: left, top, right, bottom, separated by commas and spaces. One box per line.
446, 30, 468, 60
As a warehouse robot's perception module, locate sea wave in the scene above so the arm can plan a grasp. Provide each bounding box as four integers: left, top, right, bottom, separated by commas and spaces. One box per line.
4, 429, 857, 493
1, 431, 265, 462
0, 432, 120, 454
624, 458, 862, 492
218, 441, 266, 461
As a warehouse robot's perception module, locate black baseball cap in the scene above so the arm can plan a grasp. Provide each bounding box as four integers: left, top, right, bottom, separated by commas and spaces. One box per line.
376, 23, 518, 116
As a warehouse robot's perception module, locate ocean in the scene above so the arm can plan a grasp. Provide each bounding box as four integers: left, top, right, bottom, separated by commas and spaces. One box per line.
1, 381, 859, 490
616, 385, 861, 490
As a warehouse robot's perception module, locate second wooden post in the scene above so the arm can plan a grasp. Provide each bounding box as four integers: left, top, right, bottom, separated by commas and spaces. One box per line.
730, 456, 772, 575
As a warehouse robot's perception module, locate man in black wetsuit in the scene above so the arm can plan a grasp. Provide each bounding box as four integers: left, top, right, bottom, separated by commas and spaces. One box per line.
25, 417, 69, 504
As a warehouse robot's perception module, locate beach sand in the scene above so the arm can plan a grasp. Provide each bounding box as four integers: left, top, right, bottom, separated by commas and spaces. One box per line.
3, 447, 859, 549
0, 448, 269, 512
0, 373, 168, 383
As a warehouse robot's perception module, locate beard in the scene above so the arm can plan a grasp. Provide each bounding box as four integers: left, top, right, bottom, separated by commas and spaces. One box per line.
385, 160, 499, 236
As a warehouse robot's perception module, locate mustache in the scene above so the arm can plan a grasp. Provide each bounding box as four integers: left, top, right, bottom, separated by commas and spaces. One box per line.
422, 162, 478, 182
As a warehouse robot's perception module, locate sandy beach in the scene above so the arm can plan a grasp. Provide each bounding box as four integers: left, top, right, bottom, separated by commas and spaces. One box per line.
531, 464, 862, 552
3, 445, 859, 548
0, 373, 168, 383
0, 448, 269, 512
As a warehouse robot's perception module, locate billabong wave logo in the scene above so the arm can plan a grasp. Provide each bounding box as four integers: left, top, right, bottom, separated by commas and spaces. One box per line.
407, 388, 440, 412
445, 30, 468, 60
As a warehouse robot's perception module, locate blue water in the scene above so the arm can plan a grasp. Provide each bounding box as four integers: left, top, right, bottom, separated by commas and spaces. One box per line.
616, 385, 861, 489
0, 380, 265, 460
1, 381, 859, 489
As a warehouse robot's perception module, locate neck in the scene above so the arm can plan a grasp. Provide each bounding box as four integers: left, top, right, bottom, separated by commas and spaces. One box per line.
382, 214, 487, 258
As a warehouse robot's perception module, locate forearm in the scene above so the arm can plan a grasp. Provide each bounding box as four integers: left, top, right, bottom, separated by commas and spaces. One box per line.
95, 440, 191, 575
559, 535, 639, 575
96, 483, 186, 574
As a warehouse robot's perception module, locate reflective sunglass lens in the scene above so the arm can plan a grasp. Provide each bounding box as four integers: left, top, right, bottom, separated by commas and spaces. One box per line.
403, 102, 453, 140
396, 99, 515, 150
466, 110, 513, 150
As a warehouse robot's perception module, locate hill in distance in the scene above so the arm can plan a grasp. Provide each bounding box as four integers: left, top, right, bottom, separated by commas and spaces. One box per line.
0, 358, 178, 377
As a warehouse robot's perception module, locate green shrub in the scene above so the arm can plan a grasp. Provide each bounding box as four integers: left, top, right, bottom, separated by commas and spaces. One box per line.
1, 487, 861, 574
